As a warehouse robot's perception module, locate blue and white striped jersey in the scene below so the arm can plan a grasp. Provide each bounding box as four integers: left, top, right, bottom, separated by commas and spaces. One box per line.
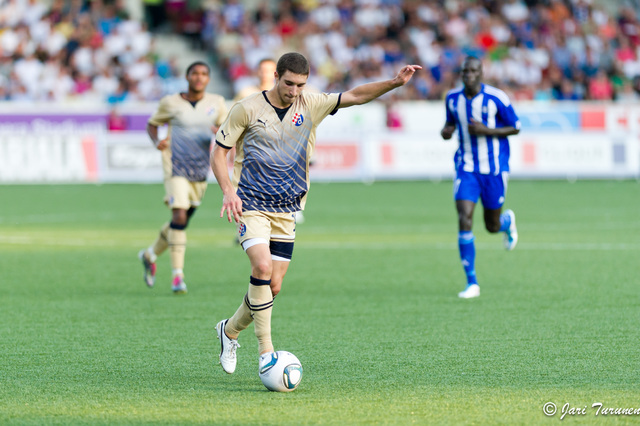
445, 84, 520, 175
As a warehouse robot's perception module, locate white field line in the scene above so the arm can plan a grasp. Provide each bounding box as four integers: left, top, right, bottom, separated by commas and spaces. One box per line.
303, 221, 640, 233
0, 234, 637, 251
2, 212, 639, 232
0, 234, 233, 248
0, 235, 146, 247
295, 242, 640, 250
0, 212, 120, 224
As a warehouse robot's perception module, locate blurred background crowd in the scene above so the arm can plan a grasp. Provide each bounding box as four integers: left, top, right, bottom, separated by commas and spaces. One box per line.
2, 0, 640, 104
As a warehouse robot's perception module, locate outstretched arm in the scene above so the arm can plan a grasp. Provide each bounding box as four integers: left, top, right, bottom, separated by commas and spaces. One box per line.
339, 65, 422, 109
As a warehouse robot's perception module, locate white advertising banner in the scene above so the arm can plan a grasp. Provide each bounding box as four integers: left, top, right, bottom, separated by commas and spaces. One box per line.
370, 133, 639, 181
368, 134, 457, 180
510, 134, 639, 178
0, 115, 102, 182
101, 132, 163, 182
0, 102, 638, 183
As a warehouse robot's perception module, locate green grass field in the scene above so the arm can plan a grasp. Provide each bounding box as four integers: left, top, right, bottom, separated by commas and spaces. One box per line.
1, 180, 639, 425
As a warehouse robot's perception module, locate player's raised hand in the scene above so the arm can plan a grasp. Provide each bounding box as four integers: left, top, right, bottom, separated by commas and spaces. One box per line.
393, 65, 422, 87
221, 192, 243, 223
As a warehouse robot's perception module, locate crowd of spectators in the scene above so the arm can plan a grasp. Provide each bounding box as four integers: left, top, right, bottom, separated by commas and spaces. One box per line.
205, 0, 640, 103
2, 0, 640, 104
0, 0, 188, 103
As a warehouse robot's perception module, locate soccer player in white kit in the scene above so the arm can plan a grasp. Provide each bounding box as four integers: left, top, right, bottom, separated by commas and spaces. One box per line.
139, 61, 228, 294
211, 52, 421, 374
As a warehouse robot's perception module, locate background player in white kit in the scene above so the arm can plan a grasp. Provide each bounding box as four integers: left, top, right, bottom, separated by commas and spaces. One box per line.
139, 61, 228, 294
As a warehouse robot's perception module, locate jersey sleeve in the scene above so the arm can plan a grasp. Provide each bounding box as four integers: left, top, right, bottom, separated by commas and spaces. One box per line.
308, 92, 341, 124
499, 101, 521, 130
148, 96, 173, 126
445, 94, 455, 125
215, 102, 248, 149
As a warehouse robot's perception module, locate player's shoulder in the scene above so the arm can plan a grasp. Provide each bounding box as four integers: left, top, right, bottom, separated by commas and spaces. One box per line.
237, 91, 264, 106
158, 93, 181, 104
445, 86, 464, 99
233, 92, 265, 115
304, 90, 336, 100
235, 85, 260, 101
300, 91, 339, 109
482, 84, 512, 106
446, 85, 464, 95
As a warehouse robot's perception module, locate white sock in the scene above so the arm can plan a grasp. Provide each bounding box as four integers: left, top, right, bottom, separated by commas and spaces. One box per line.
146, 247, 157, 263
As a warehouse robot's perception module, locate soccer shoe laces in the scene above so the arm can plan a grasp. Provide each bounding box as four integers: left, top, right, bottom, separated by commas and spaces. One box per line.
227, 339, 240, 357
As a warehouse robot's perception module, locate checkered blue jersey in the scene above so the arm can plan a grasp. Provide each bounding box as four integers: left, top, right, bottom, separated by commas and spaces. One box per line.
445, 84, 520, 175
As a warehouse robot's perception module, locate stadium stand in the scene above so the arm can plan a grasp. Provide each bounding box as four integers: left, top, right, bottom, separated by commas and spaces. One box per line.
1, 0, 640, 103
203, 0, 640, 102
0, 0, 228, 102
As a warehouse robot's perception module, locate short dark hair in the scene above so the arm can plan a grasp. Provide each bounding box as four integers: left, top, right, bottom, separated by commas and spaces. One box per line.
186, 61, 210, 76
276, 52, 309, 77
463, 56, 482, 67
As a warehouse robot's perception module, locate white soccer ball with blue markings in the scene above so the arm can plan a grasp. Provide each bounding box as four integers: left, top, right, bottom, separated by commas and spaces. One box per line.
259, 351, 303, 392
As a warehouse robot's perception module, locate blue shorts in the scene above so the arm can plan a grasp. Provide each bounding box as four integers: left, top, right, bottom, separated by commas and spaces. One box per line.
453, 171, 508, 210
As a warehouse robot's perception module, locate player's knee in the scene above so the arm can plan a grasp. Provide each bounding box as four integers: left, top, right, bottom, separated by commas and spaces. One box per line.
485, 221, 501, 233
169, 221, 186, 230
458, 214, 473, 230
185, 206, 197, 225
171, 209, 188, 227
251, 260, 272, 280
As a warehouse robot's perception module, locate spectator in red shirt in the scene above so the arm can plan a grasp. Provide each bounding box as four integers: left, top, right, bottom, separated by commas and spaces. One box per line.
588, 70, 614, 100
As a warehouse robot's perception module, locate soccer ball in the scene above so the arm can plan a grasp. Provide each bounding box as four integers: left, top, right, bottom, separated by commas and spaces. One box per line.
259, 351, 303, 392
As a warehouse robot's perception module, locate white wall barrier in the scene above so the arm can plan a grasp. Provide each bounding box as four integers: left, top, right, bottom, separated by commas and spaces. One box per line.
0, 102, 638, 183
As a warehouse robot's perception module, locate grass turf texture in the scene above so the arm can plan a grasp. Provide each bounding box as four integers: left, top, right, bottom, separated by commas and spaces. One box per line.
0, 180, 638, 425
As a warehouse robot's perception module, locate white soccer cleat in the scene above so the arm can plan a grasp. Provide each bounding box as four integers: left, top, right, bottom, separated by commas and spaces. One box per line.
503, 209, 518, 251
138, 249, 156, 287
216, 319, 240, 374
458, 284, 480, 299
171, 276, 187, 294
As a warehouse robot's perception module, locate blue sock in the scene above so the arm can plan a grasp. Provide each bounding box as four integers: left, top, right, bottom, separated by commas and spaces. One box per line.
458, 231, 477, 285
499, 212, 511, 232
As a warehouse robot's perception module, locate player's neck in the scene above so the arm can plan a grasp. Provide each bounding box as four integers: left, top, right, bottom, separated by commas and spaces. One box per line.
182, 91, 205, 103
265, 88, 292, 109
464, 84, 481, 99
